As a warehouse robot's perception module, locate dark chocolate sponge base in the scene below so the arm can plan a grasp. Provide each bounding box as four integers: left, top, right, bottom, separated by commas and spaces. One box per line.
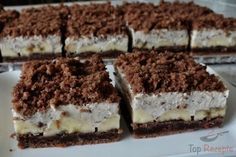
3, 53, 62, 62
17, 129, 122, 149
132, 117, 224, 138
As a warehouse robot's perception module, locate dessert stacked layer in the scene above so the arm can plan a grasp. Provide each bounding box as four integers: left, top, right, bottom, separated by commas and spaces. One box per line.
123, 2, 190, 51
65, 3, 128, 58
12, 56, 121, 148
0, 6, 65, 62
0, 1, 236, 63
114, 52, 229, 138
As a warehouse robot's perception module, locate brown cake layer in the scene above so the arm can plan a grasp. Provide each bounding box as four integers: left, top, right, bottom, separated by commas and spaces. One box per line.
191, 46, 236, 54
132, 46, 189, 53
115, 51, 226, 94
17, 129, 122, 149
132, 117, 224, 138
12, 56, 119, 117
2, 53, 62, 62
66, 50, 125, 59
66, 2, 126, 38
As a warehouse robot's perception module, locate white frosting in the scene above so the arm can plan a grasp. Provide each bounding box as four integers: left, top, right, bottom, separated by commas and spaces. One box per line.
130, 28, 188, 49
65, 34, 128, 53
132, 91, 228, 123
13, 103, 120, 136
0, 35, 62, 57
191, 29, 236, 48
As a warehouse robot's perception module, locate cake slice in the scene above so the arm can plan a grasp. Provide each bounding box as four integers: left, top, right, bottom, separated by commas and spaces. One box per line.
0, 6, 64, 62
12, 56, 121, 148
114, 51, 229, 138
191, 13, 236, 63
65, 3, 128, 58
123, 2, 189, 52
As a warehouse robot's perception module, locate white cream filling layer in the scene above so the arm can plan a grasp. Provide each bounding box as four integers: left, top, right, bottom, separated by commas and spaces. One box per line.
0, 35, 62, 57
130, 28, 189, 49
132, 92, 228, 123
65, 34, 128, 53
115, 68, 229, 124
13, 103, 120, 136
191, 29, 236, 48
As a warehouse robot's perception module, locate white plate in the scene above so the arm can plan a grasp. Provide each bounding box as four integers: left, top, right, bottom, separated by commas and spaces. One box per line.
0, 65, 236, 157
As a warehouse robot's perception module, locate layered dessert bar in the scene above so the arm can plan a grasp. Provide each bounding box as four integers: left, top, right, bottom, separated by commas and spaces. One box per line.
123, 2, 189, 52
191, 14, 236, 52
0, 6, 63, 62
115, 52, 229, 138
0, 9, 19, 62
191, 13, 236, 63
65, 3, 128, 58
12, 56, 121, 148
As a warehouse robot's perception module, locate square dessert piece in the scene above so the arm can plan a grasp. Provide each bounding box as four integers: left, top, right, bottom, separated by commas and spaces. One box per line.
65, 3, 128, 58
123, 2, 189, 52
114, 52, 229, 138
191, 13, 236, 62
12, 56, 121, 148
0, 6, 64, 62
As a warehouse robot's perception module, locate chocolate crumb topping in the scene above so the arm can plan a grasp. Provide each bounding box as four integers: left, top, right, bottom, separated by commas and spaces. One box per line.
0, 9, 19, 24
1, 6, 63, 37
115, 51, 226, 94
122, 2, 187, 31
158, 1, 213, 21
192, 13, 236, 30
0, 9, 19, 30
12, 55, 119, 117
66, 2, 126, 38
122, 1, 214, 32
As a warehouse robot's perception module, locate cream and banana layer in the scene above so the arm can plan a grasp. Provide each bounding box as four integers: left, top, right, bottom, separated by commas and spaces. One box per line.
65, 34, 128, 53
130, 28, 188, 49
133, 108, 226, 124
0, 35, 62, 57
191, 29, 236, 48
13, 103, 120, 136
115, 68, 229, 124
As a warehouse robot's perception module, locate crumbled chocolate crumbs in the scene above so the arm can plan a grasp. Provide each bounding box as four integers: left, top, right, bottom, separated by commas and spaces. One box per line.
115, 51, 226, 94
1, 6, 63, 37
66, 2, 126, 38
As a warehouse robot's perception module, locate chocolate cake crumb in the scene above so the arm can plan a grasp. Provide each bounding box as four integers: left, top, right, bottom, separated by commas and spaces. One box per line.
115, 51, 226, 94
66, 2, 126, 38
1, 6, 64, 37
0, 9, 19, 25
122, 1, 212, 32
12, 55, 119, 118
192, 13, 236, 29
